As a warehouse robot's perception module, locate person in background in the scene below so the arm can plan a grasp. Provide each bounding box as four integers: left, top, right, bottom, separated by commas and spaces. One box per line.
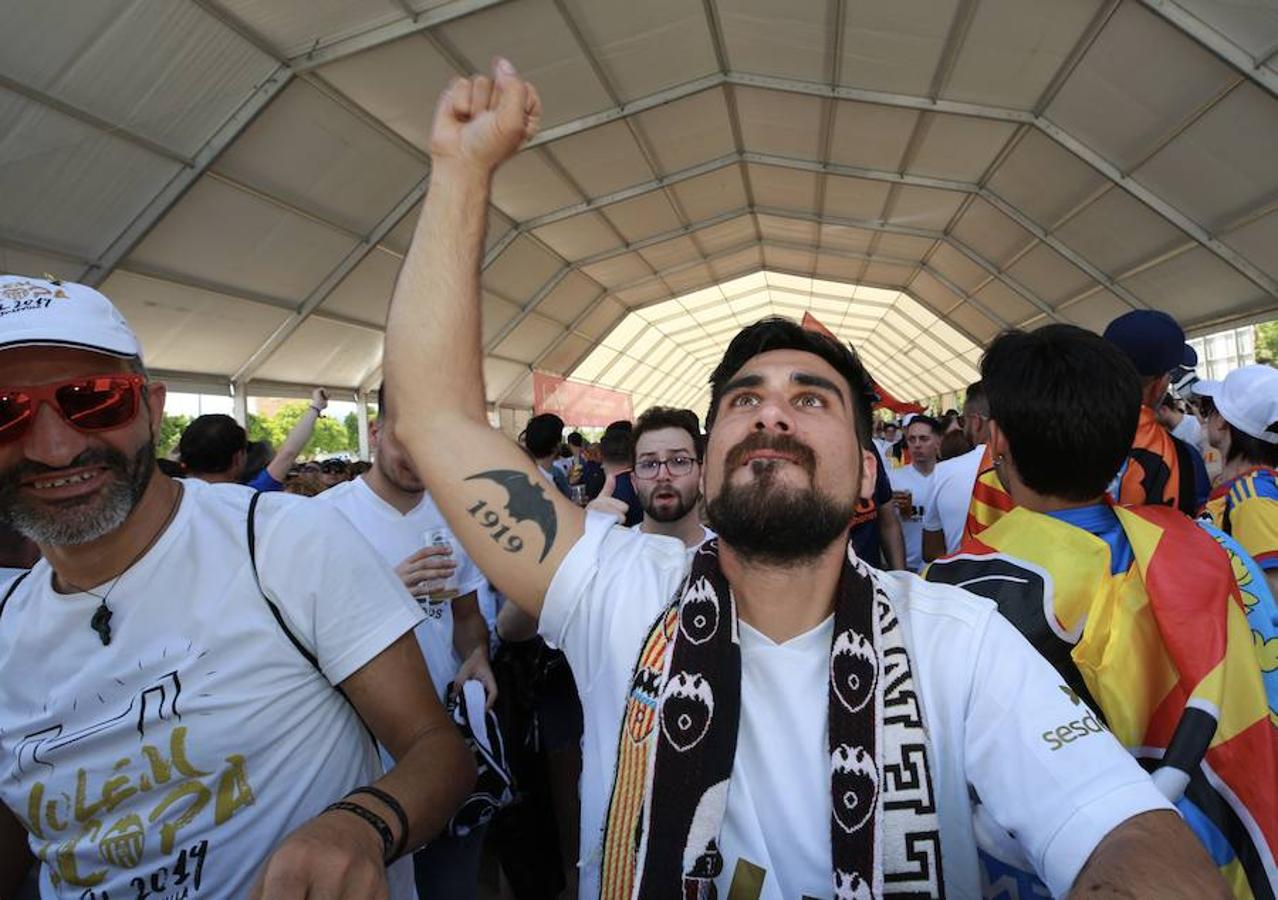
522, 413, 571, 498
284, 471, 328, 497
1157, 393, 1205, 454
318, 457, 350, 490
598, 427, 642, 526
939, 429, 974, 461
628, 406, 712, 553
1103, 310, 1204, 515
242, 439, 273, 485
0, 520, 39, 583
178, 387, 329, 491
888, 415, 942, 572
554, 431, 582, 480
317, 382, 495, 900
1195, 365, 1278, 597
922, 382, 991, 562
926, 324, 1274, 899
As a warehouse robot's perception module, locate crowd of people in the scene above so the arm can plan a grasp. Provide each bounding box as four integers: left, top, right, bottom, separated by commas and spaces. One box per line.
1, 59, 1276, 900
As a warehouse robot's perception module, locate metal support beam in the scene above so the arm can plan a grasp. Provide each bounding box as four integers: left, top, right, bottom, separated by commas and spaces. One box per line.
1137, 0, 1278, 99
231, 382, 248, 426
356, 390, 372, 460
231, 176, 429, 383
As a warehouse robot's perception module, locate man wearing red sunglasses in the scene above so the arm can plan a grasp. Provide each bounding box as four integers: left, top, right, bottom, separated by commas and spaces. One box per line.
0, 275, 475, 899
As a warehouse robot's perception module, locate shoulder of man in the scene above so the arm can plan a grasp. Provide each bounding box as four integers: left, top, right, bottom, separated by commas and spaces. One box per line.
879, 567, 996, 628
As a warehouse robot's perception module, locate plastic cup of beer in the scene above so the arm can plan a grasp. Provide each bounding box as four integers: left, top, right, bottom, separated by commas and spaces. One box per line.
424, 528, 459, 601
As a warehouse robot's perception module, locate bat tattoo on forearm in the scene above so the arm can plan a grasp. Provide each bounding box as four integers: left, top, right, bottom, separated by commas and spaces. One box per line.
464, 470, 559, 561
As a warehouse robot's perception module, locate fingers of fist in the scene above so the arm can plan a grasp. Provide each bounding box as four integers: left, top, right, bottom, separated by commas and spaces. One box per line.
252, 816, 389, 900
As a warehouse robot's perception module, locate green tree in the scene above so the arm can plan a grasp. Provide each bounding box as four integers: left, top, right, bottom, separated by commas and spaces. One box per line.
156, 413, 191, 457
344, 412, 360, 452
266, 401, 352, 458
1256, 321, 1278, 365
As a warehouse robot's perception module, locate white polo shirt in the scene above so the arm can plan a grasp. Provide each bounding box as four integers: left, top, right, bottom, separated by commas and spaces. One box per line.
923, 445, 986, 556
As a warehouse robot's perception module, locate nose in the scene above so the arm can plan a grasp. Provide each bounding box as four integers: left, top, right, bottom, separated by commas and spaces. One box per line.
752, 396, 793, 433
22, 401, 90, 468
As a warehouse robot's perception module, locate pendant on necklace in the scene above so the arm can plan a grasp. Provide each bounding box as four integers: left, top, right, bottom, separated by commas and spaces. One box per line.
90, 601, 113, 646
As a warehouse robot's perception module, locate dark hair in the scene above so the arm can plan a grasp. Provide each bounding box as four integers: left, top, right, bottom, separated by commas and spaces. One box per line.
963, 381, 989, 417
706, 316, 874, 447
600, 428, 633, 466
940, 430, 974, 460
320, 458, 348, 474
604, 420, 633, 435
242, 439, 273, 482
178, 414, 247, 474
523, 413, 565, 458
632, 407, 705, 461
905, 415, 941, 436
981, 324, 1140, 502
377, 381, 389, 420
567, 431, 585, 448
155, 457, 184, 477
1225, 423, 1278, 467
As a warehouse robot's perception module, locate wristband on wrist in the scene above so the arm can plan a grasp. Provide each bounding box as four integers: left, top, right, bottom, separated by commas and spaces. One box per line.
346, 786, 410, 861
323, 800, 395, 864
309, 405, 323, 415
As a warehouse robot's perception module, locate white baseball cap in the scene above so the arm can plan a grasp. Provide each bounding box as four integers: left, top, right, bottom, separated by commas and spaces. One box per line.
1193, 365, 1278, 445
0, 274, 141, 359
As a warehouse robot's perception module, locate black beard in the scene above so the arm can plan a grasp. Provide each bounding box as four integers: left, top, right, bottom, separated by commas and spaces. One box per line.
705, 460, 856, 565
641, 487, 697, 523
0, 441, 156, 546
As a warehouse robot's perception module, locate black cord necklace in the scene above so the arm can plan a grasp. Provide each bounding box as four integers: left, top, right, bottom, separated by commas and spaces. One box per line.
63, 482, 184, 646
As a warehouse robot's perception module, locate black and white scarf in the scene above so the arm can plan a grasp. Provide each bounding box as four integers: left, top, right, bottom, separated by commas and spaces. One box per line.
599, 539, 945, 899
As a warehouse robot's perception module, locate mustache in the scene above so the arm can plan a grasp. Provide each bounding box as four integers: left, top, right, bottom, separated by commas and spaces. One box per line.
1, 447, 132, 484
723, 431, 817, 476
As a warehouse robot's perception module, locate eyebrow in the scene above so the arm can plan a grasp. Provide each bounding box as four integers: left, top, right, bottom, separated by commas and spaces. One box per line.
792, 372, 846, 406
721, 373, 764, 395
637, 447, 694, 457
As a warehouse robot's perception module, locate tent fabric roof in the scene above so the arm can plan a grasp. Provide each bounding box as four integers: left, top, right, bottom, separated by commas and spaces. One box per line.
2, 0, 1276, 409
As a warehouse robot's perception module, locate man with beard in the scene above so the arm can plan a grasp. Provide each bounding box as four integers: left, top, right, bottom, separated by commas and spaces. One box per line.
0, 275, 474, 898
381, 61, 1225, 899
629, 406, 713, 553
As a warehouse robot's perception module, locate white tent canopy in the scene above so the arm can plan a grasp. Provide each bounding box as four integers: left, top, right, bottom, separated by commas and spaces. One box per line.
2, 0, 1276, 418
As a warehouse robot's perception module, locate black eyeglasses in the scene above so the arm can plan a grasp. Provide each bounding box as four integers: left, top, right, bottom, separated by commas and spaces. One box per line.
634, 456, 698, 479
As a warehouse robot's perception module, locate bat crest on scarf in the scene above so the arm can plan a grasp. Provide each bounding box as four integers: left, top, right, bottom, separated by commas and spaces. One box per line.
832, 744, 879, 834
661, 671, 715, 752
832, 628, 877, 713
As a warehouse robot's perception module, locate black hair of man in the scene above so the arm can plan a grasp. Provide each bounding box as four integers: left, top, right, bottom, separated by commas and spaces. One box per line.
964, 381, 990, 416
981, 324, 1141, 502
604, 419, 633, 435
600, 428, 634, 466
243, 439, 273, 482
567, 431, 585, 448
706, 316, 874, 447
906, 414, 942, 436
631, 406, 705, 461
178, 414, 247, 475
1222, 419, 1278, 468
524, 413, 565, 459
155, 457, 184, 478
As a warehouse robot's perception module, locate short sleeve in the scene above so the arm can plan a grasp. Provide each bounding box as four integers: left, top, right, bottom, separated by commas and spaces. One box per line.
247, 469, 283, 492
539, 511, 686, 692
1233, 497, 1278, 571
255, 495, 425, 685
964, 610, 1173, 896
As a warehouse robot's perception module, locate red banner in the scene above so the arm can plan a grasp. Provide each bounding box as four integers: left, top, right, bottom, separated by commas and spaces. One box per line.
533, 372, 634, 427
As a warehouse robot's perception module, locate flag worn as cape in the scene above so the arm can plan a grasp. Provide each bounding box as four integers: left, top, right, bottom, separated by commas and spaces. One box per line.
927, 504, 1278, 899
1114, 405, 1192, 514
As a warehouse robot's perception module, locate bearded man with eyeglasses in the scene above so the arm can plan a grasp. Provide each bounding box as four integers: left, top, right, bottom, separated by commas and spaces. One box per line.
629, 406, 713, 555
0, 275, 474, 899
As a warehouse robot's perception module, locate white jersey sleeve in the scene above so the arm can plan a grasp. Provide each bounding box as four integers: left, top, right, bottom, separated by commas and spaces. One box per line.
963, 609, 1173, 896
254, 495, 425, 686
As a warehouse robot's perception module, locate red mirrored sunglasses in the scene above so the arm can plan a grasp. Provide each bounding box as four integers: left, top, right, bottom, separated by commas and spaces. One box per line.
0, 374, 146, 445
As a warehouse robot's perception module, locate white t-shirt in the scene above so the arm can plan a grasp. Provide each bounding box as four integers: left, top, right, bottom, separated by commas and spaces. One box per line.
541, 513, 1171, 900
922, 445, 986, 556
0, 479, 422, 899
630, 522, 716, 564
887, 464, 937, 572
317, 477, 486, 695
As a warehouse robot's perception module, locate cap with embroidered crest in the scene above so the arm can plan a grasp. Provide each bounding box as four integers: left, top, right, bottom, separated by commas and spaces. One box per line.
0, 274, 142, 359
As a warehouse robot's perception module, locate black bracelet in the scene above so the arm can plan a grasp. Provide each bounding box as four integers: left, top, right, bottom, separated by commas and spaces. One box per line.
323, 800, 394, 864
346, 786, 410, 861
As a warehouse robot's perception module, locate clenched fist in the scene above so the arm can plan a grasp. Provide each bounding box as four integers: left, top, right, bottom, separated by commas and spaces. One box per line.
430, 57, 542, 174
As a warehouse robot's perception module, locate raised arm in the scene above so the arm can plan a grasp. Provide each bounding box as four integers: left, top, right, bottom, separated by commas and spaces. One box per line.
385, 61, 583, 618
264, 388, 328, 483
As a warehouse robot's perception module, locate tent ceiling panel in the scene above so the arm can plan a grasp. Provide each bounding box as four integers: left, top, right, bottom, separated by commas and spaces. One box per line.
908, 114, 1021, 182
663, 263, 717, 296
973, 280, 1041, 325
380, 200, 423, 255
747, 165, 820, 211
213, 80, 424, 235
717, 0, 828, 83
0, 97, 181, 260
539, 332, 593, 374
560, 0, 719, 102
984, 129, 1109, 229
581, 252, 653, 288
926, 244, 990, 294
532, 212, 625, 260
1062, 289, 1133, 334
909, 271, 965, 318
942, 0, 1106, 110
534, 271, 602, 324
577, 296, 628, 340
946, 301, 1002, 343
669, 166, 751, 221
837, 0, 959, 96
883, 185, 968, 231
126, 177, 358, 302
483, 235, 564, 299
1222, 211, 1278, 282
819, 224, 878, 254
708, 246, 765, 282
1045, 1, 1238, 172
490, 148, 583, 220
756, 214, 819, 246
251, 316, 383, 386
1119, 246, 1266, 325
734, 88, 825, 161
493, 315, 565, 364
821, 176, 895, 222
5, 1, 136, 90
315, 34, 462, 153
949, 197, 1037, 267
631, 88, 737, 173
828, 102, 922, 172
1005, 244, 1097, 308
101, 270, 288, 378
639, 234, 704, 272
873, 233, 937, 262
696, 216, 763, 255
615, 279, 671, 309
599, 191, 686, 243
481, 292, 522, 345
1133, 83, 1278, 232
861, 261, 918, 289
1168, 0, 1278, 61
47, 0, 278, 158
0, 246, 83, 283
1053, 187, 1190, 278
215, 0, 403, 58
437, 0, 613, 129
543, 120, 655, 197
317, 247, 402, 326
483, 356, 530, 402
763, 246, 817, 273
